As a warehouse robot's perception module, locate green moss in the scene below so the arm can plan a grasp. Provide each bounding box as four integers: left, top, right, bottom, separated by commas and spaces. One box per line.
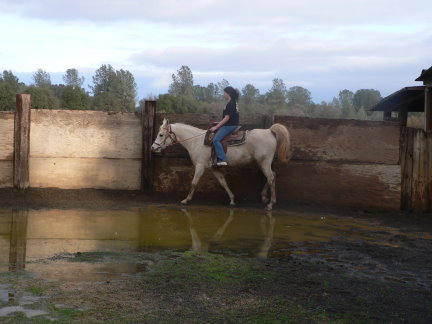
149, 251, 274, 284
26, 284, 46, 296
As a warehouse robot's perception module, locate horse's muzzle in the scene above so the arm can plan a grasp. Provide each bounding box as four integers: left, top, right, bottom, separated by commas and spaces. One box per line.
151, 144, 162, 153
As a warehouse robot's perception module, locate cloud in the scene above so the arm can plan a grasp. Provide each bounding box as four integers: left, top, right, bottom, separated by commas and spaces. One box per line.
1, 0, 432, 102
2, 0, 431, 27
130, 25, 431, 75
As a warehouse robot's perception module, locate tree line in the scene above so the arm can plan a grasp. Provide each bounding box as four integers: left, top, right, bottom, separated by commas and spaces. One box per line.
1, 64, 384, 120
160, 65, 384, 121
0, 65, 137, 112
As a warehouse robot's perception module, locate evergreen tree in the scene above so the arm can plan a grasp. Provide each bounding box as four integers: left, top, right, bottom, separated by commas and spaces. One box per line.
115, 69, 137, 111
242, 84, 260, 105
168, 65, 194, 97
61, 86, 90, 110
0, 70, 22, 111
338, 89, 356, 119
92, 92, 122, 111
25, 85, 59, 109
2, 70, 21, 92
353, 89, 382, 111
91, 64, 137, 111
33, 69, 51, 89
287, 86, 312, 107
0, 83, 15, 111
266, 78, 288, 113
63, 68, 85, 89
217, 79, 230, 97
91, 64, 116, 95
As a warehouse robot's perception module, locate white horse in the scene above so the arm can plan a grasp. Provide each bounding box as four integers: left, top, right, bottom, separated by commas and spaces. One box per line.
151, 118, 291, 210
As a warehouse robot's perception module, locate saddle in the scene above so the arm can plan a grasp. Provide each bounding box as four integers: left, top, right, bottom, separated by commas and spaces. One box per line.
204, 125, 247, 148
204, 125, 247, 164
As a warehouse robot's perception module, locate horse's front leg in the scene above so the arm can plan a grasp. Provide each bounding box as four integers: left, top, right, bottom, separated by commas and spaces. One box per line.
181, 164, 205, 205
211, 169, 235, 206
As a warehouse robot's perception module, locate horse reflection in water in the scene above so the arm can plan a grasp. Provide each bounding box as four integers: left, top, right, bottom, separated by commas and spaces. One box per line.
181, 209, 275, 258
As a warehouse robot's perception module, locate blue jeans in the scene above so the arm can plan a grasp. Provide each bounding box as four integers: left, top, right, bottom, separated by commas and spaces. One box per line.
213, 125, 237, 162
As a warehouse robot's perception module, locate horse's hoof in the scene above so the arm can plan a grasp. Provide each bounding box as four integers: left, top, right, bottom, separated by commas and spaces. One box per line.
181, 200, 188, 205
230, 201, 236, 206
265, 204, 273, 211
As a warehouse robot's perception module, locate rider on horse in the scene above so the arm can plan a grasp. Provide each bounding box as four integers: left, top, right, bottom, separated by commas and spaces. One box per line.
209, 86, 240, 166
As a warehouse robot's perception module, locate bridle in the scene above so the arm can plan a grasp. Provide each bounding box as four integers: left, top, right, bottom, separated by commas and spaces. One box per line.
153, 122, 207, 149
165, 124, 178, 145
152, 124, 177, 149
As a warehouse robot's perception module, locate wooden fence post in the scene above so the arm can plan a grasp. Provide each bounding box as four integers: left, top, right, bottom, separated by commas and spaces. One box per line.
262, 114, 274, 128
425, 86, 432, 132
14, 94, 31, 189
398, 109, 408, 127
383, 110, 392, 121
141, 100, 156, 194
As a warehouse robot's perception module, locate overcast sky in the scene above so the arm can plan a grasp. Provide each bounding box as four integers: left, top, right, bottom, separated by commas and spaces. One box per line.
0, 0, 431, 102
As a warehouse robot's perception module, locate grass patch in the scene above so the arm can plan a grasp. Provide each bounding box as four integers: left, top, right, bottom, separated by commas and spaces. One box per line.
149, 251, 274, 285
25, 284, 46, 296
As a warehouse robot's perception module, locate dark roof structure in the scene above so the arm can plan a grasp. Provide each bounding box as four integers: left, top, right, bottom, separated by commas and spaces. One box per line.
415, 66, 432, 83
371, 86, 425, 112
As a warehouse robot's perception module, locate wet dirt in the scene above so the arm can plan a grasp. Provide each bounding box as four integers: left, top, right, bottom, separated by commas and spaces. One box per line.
0, 188, 431, 323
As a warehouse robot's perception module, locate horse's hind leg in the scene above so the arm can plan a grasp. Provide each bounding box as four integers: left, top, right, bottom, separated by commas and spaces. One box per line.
211, 169, 235, 206
261, 182, 270, 204
181, 164, 205, 205
259, 162, 276, 210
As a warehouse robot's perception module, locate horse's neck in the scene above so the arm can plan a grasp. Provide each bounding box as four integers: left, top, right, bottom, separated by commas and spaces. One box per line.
171, 123, 205, 152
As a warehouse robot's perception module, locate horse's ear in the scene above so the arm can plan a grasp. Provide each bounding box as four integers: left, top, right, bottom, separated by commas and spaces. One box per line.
162, 118, 168, 126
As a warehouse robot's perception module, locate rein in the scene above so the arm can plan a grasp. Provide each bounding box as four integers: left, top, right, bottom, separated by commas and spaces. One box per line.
154, 124, 207, 149
167, 125, 207, 146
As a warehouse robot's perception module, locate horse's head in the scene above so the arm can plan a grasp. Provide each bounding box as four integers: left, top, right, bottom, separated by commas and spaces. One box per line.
151, 118, 177, 153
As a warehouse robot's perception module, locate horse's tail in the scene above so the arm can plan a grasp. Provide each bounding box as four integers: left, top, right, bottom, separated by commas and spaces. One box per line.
270, 123, 291, 163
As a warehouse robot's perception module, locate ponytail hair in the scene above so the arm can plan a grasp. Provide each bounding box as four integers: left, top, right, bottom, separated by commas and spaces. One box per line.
224, 86, 239, 101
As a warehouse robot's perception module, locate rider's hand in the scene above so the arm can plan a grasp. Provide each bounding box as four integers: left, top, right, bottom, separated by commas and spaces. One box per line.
210, 126, 217, 133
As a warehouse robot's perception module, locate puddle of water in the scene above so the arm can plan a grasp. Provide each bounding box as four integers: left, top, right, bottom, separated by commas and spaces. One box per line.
0, 284, 9, 302
0, 206, 430, 284
0, 305, 48, 318
26, 261, 146, 282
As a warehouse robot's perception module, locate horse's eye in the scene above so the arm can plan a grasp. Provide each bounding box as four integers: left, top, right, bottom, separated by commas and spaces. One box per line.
159, 134, 163, 137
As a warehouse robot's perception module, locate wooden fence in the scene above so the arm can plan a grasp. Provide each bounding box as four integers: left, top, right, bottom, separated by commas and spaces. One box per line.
4, 95, 431, 211
400, 127, 432, 212
274, 116, 401, 210
0, 111, 14, 188
7, 94, 143, 190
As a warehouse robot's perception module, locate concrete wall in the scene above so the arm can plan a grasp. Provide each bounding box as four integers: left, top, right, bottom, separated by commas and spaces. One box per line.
153, 115, 401, 210
29, 110, 142, 189
0, 112, 14, 188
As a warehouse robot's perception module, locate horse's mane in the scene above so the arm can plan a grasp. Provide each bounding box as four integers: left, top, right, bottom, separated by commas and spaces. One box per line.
173, 123, 206, 133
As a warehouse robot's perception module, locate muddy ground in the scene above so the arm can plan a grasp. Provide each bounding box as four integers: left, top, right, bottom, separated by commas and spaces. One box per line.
1, 188, 432, 323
